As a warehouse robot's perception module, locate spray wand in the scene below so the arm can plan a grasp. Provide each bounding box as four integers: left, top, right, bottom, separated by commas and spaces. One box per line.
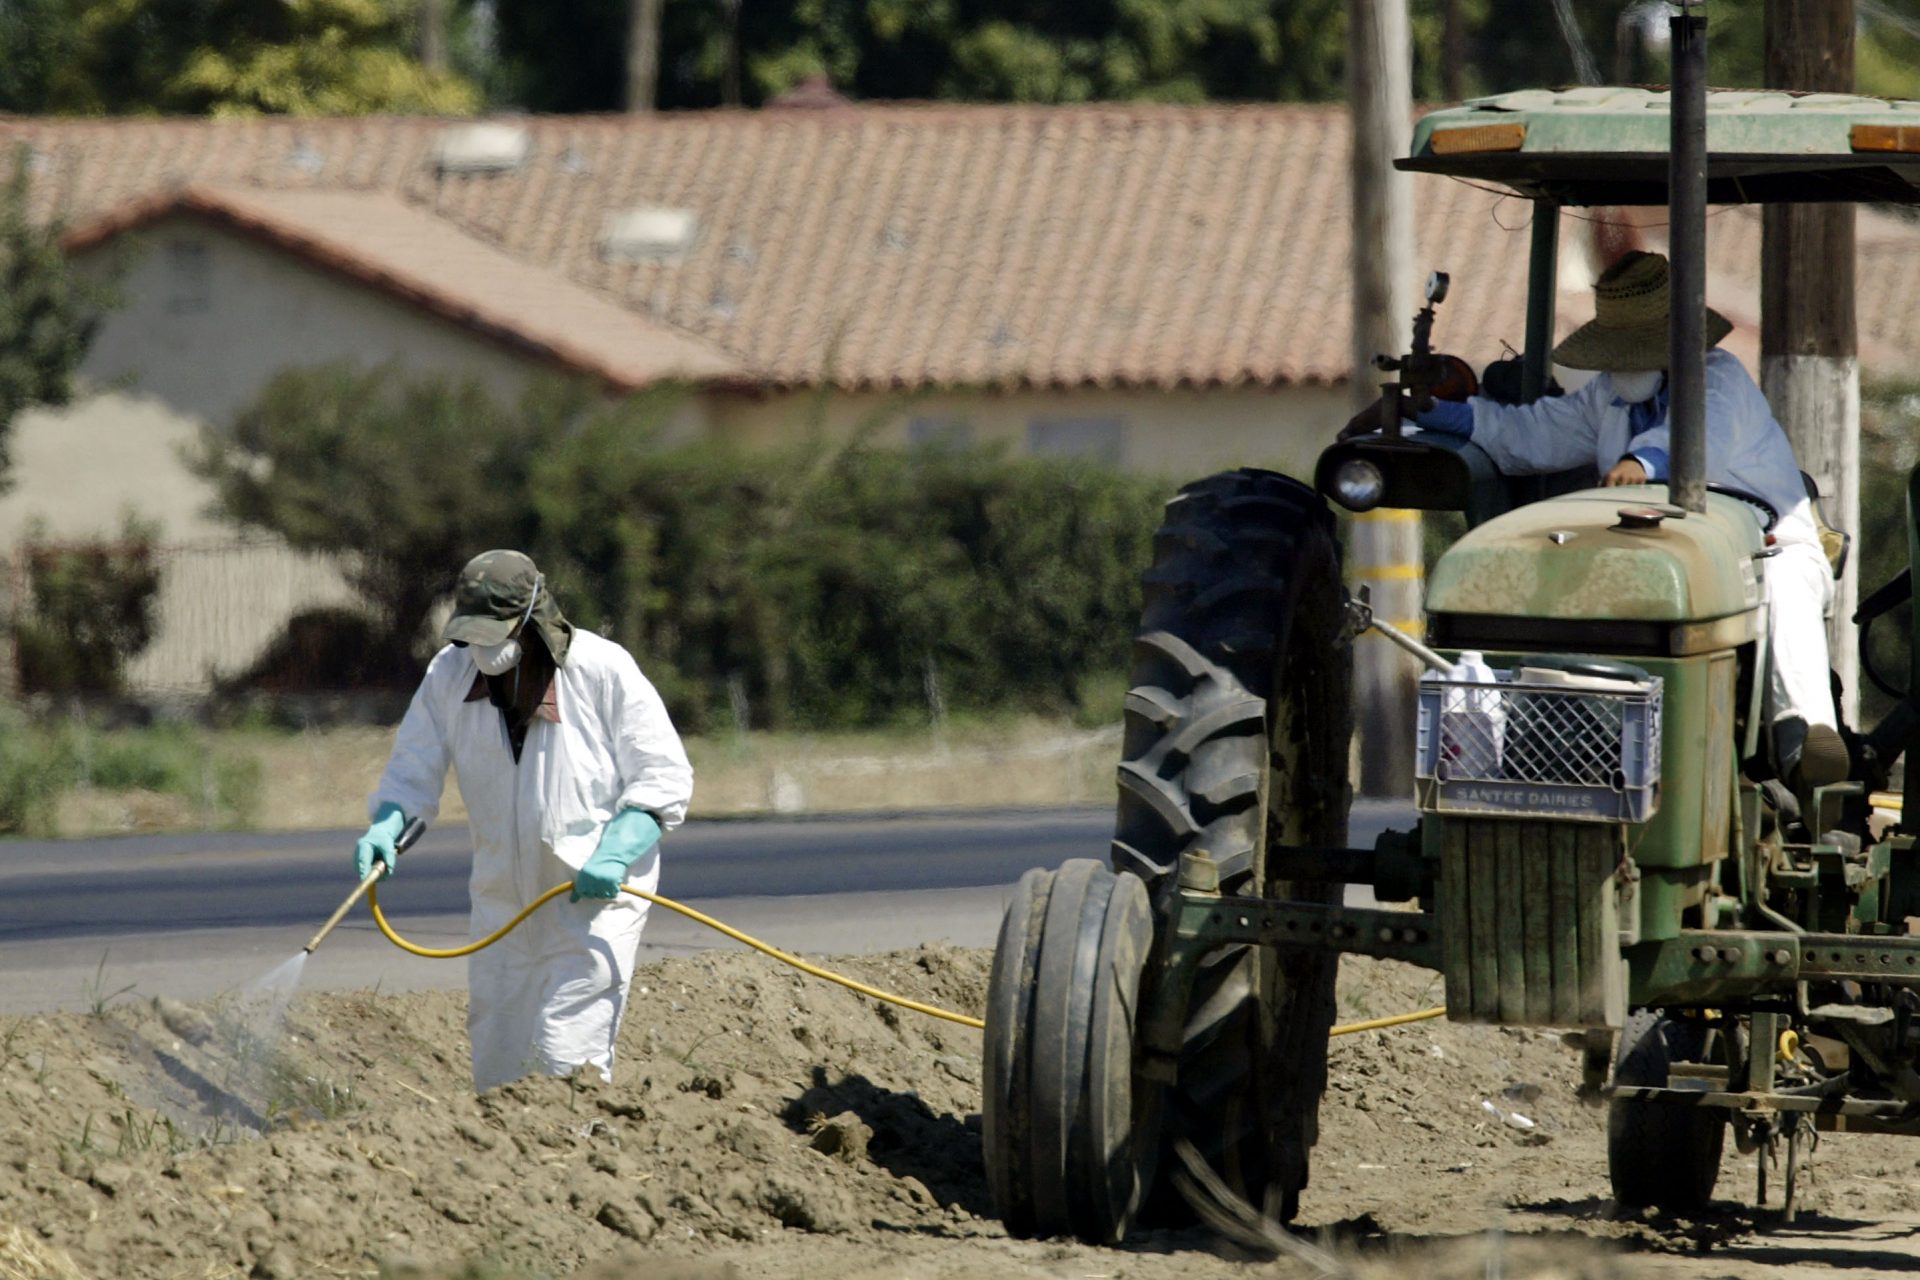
303, 817, 428, 954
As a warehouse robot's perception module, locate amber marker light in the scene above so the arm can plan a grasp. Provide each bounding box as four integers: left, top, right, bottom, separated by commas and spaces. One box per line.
1428, 123, 1527, 155
1851, 123, 1920, 153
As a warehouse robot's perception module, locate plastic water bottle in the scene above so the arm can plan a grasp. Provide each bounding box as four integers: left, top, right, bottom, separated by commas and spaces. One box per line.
1440, 650, 1505, 779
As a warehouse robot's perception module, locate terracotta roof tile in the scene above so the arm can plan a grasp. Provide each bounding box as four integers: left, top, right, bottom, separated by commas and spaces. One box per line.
63, 184, 740, 389
10, 106, 1920, 391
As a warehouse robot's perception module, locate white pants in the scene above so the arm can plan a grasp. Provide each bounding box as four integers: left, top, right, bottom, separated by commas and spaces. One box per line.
1764, 540, 1838, 733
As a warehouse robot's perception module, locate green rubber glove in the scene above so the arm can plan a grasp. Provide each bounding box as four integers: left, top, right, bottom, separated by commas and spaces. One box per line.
572, 809, 663, 902
354, 803, 409, 882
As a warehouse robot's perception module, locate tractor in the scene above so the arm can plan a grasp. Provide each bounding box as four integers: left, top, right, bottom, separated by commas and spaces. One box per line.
980, 11, 1920, 1246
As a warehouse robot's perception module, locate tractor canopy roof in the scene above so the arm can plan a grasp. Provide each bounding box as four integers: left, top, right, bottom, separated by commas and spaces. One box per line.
1400, 86, 1920, 206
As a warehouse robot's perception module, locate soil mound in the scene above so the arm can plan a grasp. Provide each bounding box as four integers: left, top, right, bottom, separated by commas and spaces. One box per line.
2, 949, 1916, 1279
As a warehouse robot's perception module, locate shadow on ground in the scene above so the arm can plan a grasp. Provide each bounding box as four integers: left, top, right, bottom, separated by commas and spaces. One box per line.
783, 1067, 992, 1218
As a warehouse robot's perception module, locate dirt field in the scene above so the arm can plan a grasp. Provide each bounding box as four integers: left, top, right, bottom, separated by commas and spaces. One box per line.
2, 949, 1916, 1280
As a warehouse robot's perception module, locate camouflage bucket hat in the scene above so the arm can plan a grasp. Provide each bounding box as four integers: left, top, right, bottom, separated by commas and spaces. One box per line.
443, 550, 573, 665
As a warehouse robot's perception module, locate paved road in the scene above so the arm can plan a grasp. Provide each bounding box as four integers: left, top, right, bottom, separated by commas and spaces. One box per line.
0, 802, 1413, 1013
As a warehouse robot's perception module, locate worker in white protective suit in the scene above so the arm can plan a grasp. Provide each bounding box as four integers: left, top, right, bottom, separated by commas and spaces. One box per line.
354, 550, 694, 1093
1341, 250, 1848, 794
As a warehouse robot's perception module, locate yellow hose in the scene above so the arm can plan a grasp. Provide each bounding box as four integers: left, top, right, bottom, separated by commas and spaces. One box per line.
367, 881, 988, 1029
1328, 1006, 1448, 1036
364, 882, 1447, 1038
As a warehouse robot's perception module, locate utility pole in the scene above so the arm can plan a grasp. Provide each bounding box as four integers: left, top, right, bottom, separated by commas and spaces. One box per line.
1762, 0, 1858, 720
1441, 0, 1465, 101
1348, 0, 1420, 799
626, 0, 666, 112
418, 0, 449, 73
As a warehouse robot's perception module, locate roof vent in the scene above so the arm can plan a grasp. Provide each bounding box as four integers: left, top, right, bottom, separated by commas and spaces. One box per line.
287, 138, 325, 175
599, 206, 699, 263
435, 123, 531, 174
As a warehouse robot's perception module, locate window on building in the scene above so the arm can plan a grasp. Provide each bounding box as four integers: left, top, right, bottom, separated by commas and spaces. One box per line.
165, 240, 211, 315
907, 416, 972, 449
1027, 417, 1123, 465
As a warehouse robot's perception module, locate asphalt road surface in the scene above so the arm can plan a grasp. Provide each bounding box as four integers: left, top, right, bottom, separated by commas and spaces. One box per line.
0, 801, 1412, 1013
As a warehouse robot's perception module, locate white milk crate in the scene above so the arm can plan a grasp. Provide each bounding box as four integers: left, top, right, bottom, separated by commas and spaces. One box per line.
1414, 666, 1662, 824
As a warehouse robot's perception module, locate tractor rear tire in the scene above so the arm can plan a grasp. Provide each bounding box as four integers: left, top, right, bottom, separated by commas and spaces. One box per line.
1607, 1009, 1727, 1210
1110, 468, 1353, 1226
982, 859, 1158, 1243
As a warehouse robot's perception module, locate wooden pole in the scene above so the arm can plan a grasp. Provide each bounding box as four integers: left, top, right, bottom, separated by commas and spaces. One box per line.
417, 0, 448, 73
1441, 0, 1465, 101
1763, 0, 1858, 721
1348, 0, 1419, 799
625, 0, 666, 113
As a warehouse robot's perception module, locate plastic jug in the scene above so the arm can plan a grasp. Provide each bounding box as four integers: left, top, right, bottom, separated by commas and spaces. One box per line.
1439, 650, 1505, 779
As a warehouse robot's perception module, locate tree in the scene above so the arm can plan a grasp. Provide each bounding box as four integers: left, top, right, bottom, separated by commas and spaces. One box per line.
13, 514, 162, 696
527, 404, 1168, 731
0, 148, 112, 493
497, 0, 1383, 110
487, 0, 1513, 111
188, 365, 630, 677
1464, 1, 1920, 102
0, 0, 476, 116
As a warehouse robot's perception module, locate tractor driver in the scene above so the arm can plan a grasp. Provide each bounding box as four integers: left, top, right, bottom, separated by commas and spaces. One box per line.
1339, 250, 1848, 796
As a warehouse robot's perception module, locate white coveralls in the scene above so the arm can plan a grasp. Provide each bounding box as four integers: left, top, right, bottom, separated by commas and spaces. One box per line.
1455, 348, 1837, 738
370, 629, 694, 1093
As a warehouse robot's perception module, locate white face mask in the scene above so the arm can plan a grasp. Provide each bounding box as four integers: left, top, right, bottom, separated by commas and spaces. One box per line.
1610, 369, 1664, 403
468, 573, 542, 677
471, 638, 522, 675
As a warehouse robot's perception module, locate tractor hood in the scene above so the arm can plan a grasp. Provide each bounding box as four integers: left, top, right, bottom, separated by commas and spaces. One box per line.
1425, 487, 1766, 626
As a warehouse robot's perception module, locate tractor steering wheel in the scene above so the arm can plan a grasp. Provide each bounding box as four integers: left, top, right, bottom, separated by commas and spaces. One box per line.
1704, 482, 1778, 533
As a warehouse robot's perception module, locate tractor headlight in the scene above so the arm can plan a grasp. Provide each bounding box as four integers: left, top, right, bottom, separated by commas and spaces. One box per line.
1332, 459, 1386, 512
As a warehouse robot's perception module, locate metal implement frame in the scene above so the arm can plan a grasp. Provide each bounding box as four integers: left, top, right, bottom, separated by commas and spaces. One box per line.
1609, 1084, 1920, 1138
1136, 875, 1920, 1083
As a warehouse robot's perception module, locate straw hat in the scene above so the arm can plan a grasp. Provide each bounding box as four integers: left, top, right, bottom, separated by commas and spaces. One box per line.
1552, 250, 1732, 372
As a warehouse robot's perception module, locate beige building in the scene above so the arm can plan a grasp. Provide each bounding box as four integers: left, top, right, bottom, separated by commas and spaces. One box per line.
7, 106, 1920, 692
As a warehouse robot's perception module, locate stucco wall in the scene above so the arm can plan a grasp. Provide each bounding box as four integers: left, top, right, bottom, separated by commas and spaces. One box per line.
4, 392, 220, 545
78, 217, 551, 425
703, 384, 1351, 482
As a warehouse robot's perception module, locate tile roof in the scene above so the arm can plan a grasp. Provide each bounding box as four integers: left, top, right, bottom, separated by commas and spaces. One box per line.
64, 184, 740, 389
10, 107, 1920, 392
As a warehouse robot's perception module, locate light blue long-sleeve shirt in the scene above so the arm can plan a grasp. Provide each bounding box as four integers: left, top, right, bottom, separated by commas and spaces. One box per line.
1425, 350, 1815, 547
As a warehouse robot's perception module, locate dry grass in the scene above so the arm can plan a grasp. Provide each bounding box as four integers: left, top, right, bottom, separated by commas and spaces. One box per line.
0, 1225, 88, 1280
47, 717, 1119, 837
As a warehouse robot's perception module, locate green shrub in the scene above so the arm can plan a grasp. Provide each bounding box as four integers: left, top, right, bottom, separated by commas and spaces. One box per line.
190, 363, 571, 677
532, 428, 1172, 733
84, 721, 261, 826
209, 366, 1175, 732
1858, 384, 1920, 727
0, 708, 76, 834
0, 714, 261, 835
13, 515, 162, 696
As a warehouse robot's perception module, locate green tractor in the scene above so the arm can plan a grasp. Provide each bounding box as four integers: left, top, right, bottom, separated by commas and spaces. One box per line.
981, 24, 1920, 1246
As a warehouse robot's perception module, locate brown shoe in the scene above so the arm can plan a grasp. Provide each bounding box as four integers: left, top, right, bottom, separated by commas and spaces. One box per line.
1788, 723, 1851, 791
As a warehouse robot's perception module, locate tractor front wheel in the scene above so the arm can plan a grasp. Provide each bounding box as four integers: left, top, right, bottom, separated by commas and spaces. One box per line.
982, 860, 1158, 1242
